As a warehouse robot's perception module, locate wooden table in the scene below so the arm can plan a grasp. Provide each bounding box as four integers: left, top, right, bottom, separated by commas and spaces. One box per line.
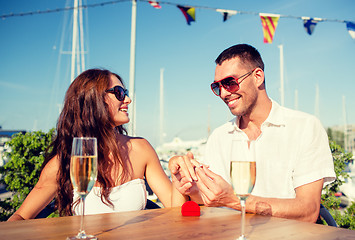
0, 207, 354, 239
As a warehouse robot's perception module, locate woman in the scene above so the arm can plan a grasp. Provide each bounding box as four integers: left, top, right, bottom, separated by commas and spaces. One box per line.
8, 69, 173, 220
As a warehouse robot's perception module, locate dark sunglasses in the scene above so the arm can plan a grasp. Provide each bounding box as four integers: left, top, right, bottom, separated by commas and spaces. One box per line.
210, 68, 257, 96
105, 85, 129, 101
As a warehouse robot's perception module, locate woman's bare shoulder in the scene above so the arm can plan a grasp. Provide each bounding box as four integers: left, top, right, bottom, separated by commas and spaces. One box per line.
39, 155, 60, 182
121, 136, 157, 161
44, 155, 60, 169
120, 135, 151, 149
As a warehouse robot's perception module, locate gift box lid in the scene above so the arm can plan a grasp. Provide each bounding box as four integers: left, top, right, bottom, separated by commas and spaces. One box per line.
181, 201, 200, 216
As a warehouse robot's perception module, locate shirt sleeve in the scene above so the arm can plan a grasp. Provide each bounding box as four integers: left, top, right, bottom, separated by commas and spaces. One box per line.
292, 116, 336, 189
201, 128, 231, 182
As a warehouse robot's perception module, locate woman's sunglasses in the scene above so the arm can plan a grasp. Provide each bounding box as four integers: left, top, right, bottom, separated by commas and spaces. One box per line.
210, 68, 256, 96
105, 85, 129, 101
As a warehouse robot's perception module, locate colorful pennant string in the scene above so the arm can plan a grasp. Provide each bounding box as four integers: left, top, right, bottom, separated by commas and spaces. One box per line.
1, 0, 354, 42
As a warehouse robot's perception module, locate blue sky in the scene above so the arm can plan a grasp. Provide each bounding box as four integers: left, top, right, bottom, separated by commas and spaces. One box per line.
1, 0, 354, 147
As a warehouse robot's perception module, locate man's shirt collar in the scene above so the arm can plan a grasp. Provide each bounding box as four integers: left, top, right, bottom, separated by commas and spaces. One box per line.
227, 99, 286, 133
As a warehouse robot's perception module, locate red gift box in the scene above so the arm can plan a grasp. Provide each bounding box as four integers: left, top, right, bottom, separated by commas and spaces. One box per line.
181, 201, 200, 216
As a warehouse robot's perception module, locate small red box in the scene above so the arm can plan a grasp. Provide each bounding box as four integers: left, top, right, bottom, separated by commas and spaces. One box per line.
181, 201, 200, 216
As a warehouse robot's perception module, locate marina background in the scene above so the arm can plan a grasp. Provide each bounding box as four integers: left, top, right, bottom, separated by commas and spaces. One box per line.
0, 0, 354, 226
0, 0, 355, 148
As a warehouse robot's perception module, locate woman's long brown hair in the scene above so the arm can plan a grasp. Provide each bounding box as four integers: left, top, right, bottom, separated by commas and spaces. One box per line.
42, 69, 132, 216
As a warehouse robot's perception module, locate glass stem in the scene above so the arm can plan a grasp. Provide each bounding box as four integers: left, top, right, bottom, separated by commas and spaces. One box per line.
240, 198, 246, 238
80, 196, 86, 235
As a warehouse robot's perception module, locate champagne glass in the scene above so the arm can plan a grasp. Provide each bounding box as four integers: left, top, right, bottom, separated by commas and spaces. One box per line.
67, 137, 98, 240
230, 139, 256, 240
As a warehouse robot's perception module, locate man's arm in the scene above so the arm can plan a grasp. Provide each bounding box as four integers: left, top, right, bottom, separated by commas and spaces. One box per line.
247, 179, 323, 222
195, 165, 323, 222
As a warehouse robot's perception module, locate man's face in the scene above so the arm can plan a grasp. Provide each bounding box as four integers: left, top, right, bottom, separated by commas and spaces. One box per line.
214, 57, 258, 116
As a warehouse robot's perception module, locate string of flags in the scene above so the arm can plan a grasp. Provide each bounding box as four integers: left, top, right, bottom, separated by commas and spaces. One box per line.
146, 0, 355, 43
2, 0, 354, 43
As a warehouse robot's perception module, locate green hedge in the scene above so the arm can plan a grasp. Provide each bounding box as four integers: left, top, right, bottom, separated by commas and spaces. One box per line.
0, 129, 55, 221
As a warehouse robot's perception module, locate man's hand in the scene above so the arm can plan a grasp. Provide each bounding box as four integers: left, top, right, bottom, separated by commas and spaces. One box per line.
195, 165, 239, 209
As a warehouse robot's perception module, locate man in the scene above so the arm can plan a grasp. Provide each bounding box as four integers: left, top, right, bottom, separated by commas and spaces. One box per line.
169, 44, 335, 222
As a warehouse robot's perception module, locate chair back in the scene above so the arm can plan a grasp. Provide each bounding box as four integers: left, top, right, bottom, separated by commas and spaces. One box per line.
316, 204, 337, 227
35, 201, 56, 219
145, 199, 160, 209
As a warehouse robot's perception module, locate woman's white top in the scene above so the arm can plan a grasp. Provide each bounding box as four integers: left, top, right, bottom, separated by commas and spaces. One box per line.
73, 178, 147, 215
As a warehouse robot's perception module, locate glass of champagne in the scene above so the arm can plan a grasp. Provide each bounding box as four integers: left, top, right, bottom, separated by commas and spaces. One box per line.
67, 137, 98, 240
230, 139, 256, 240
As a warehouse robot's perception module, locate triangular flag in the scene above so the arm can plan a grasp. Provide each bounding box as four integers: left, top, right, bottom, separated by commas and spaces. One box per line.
177, 5, 195, 25
302, 17, 321, 35
259, 13, 280, 43
216, 9, 237, 22
148, 1, 161, 9
346, 21, 355, 39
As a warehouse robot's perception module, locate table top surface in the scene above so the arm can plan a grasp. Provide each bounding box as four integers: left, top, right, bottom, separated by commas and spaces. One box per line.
0, 206, 354, 240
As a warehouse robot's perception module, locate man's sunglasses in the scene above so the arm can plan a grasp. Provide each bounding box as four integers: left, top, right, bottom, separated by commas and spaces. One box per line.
105, 85, 129, 101
210, 68, 257, 96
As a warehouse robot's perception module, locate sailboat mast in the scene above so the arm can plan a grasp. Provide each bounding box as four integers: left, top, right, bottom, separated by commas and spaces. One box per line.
70, 0, 79, 82
278, 44, 284, 106
208, 105, 211, 137
128, 0, 137, 136
160, 68, 164, 145
78, 0, 85, 71
315, 84, 320, 118
343, 96, 348, 152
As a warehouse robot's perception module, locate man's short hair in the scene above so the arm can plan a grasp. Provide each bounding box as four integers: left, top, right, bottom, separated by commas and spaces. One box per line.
215, 44, 264, 71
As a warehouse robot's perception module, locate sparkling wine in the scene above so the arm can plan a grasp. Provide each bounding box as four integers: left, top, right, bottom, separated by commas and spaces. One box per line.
70, 155, 97, 196
68, 137, 98, 240
230, 161, 256, 198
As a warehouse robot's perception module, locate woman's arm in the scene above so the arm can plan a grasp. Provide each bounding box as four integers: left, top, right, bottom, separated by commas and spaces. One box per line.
7, 156, 59, 221
132, 138, 172, 208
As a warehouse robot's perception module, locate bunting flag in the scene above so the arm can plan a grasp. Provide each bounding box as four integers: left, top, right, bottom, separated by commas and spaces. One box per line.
259, 13, 280, 43
302, 17, 321, 35
4, 1, 351, 40
148, 1, 161, 9
177, 5, 195, 25
216, 9, 237, 22
346, 21, 355, 39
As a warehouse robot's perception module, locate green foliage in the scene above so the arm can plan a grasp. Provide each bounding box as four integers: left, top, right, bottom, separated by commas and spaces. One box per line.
332, 202, 355, 230
322, 141, 351, 203
326, 128, 344, 149
321, 140, 354, 230
0, 198, 13, 221
327, 128, 344, 148
0, 129, 55, 221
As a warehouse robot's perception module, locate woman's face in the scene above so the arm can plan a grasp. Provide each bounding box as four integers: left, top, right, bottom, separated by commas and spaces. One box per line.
105, 75, 132, 127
